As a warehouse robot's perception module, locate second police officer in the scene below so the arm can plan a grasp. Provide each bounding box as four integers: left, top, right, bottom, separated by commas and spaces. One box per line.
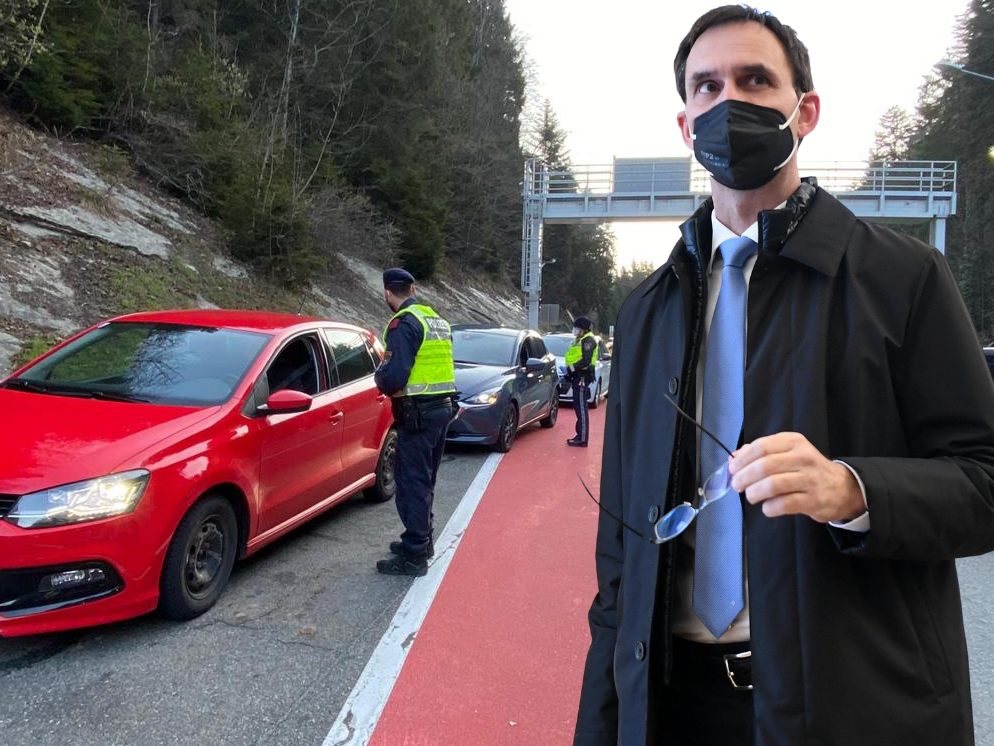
373, 268, 456, 576
565, 316, 598, 448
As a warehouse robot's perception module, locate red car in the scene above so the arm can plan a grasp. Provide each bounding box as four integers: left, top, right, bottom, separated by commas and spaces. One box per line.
0, 310, 397, 636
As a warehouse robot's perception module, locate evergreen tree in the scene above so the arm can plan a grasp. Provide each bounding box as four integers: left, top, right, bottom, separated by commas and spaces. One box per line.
911, 0, 994, 339
526, 102, 616, 324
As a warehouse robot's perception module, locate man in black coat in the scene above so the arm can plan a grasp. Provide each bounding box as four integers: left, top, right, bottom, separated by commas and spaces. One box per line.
574, 6, 994, 746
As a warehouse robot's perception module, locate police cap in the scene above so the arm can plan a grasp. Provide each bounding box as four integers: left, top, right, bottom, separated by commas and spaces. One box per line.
574, 316, 593, 331
383, 267, 415, 289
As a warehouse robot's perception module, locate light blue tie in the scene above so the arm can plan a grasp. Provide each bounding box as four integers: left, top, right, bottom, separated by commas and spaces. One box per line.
693, 236, 757, 639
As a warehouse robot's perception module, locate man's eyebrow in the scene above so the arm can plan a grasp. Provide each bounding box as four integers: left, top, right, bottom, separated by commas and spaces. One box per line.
688, 63, 778, 88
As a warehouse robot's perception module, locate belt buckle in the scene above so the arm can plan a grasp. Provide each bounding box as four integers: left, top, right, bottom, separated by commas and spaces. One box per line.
722, 650, 753, 690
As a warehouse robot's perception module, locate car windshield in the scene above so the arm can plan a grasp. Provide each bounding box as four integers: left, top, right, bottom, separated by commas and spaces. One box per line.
10, 322, 270, 406
543, 335, 573, 357
451, 330, 517, 367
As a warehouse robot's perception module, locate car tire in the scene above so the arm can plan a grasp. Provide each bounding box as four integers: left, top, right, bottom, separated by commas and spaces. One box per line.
158, 495, 238, 621
589, 380, 602, 409
494, 403, 519, 452
540, 393, 559, 428
366, 428, 398, 502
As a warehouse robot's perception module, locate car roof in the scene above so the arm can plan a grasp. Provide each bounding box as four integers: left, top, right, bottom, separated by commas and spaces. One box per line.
451, 325, 527, 337
107, 309, 357, 334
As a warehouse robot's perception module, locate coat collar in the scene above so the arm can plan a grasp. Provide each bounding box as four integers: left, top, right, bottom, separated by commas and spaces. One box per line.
641, 179, 853, 297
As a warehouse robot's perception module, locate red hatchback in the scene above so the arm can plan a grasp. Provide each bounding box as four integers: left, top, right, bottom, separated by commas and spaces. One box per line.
0, 310, 396, 636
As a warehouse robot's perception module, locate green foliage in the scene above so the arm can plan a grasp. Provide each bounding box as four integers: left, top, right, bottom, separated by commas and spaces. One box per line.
0, 0, 48, 69
4, 0, 145, 131
13, 334, 60, 369
2, 0, 528, 288
110, 260, 195, 313
907, 0, 994, 339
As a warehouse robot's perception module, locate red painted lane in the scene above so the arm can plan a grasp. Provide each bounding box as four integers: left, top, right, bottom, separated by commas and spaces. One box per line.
369, 406, 605, 746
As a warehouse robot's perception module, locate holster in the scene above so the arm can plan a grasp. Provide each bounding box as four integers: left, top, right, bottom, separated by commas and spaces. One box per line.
393, 397, 423, 432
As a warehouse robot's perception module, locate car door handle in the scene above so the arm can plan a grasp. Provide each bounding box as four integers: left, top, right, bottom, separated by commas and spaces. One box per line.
328, 411, 344, 425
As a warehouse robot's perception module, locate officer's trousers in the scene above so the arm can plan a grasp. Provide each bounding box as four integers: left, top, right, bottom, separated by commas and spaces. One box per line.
394, 403, 451, 557
572, 378, 589, 443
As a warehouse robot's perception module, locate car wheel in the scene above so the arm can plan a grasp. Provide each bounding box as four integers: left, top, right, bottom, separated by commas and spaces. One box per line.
494, 403, 519, 452
589, 380, 602, 409
159, 495, 238, 621
366, 428, 398, 502
540, 393, 559, 428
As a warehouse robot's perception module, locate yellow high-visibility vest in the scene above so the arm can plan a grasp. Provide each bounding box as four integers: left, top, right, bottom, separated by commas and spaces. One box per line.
384, 304, 456, 396
565, 331, 599, 368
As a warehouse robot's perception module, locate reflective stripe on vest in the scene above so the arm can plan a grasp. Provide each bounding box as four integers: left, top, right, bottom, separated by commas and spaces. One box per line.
384, 303, 456, 397
565, 331, 599, 367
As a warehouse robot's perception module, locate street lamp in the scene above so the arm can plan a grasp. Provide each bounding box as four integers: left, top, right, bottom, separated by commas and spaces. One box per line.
935, 60, 994, 84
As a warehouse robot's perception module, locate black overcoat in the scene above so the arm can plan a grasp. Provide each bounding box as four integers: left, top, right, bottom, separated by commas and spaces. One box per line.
574, 185, 994, 746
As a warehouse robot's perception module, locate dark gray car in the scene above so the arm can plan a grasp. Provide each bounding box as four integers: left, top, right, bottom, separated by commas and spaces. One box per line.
446, 326, 559, 452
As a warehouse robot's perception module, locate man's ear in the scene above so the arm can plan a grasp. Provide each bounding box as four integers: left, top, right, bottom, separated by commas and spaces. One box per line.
677, 110, 694, 151
797, 90, 820, 139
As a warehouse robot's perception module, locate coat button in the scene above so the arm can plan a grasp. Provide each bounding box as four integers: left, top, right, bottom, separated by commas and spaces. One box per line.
634, 641, 645, 661
648, 505, 659, 523
668, 377, 679, 395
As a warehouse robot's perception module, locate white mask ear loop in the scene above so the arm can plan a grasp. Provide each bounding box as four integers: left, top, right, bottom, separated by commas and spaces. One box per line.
777, 92, 806, 131
773, 93, 806, 171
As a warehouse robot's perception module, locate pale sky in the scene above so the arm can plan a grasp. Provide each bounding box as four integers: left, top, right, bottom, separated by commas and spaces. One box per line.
504, 0, 968, 268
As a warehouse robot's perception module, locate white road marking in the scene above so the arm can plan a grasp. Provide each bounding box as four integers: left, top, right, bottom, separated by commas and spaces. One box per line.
322, 451, 504, 746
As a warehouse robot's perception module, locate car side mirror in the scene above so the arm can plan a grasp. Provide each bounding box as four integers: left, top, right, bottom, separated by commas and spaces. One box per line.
525, 357, 547, 373
261, 388, 312, 415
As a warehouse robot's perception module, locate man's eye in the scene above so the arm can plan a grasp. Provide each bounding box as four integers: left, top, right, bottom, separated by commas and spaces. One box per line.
695, 81, 720, 95
746, 74, 770, 87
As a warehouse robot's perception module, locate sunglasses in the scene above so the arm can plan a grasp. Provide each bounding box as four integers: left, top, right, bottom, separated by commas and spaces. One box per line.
578, 393, 737, 543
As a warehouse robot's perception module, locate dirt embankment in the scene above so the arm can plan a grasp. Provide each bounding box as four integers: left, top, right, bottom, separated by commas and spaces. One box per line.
0, 109, 525, 374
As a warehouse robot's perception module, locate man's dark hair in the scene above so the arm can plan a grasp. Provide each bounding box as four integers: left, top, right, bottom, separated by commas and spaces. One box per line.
673, 5, 813, 103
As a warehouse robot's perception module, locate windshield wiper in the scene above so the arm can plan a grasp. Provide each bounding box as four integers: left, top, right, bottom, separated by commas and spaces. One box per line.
4, 378, 52, 393
86, 390, 151, 403
3, 379, 148, 402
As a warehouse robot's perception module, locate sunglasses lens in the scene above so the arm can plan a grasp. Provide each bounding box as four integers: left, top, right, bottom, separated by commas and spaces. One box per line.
654, 503, 697, 542
701, 461, 733, 506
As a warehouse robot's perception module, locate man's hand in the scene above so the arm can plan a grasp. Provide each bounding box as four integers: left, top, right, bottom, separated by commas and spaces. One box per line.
727, 432, 865, 523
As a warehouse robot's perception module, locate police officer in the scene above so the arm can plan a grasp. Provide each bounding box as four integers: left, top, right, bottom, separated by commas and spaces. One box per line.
373, 268, 456, 576
565, 316, 598, 448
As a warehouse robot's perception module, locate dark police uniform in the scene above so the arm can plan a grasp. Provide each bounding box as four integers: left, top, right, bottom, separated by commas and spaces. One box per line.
566, 316, 598, 447
374, 268, 455, 576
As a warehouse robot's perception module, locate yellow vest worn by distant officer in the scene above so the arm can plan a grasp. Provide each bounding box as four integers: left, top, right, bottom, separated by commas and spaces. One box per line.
384, 304, 456, 397
565, 331, 599, 368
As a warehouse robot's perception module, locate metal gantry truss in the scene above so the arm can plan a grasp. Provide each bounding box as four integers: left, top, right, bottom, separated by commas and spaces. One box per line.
522, 157, 958, 329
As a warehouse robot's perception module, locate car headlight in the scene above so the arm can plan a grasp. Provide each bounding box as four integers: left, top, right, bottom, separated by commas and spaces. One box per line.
464, 388, 501, 406
5, 470, 150, 529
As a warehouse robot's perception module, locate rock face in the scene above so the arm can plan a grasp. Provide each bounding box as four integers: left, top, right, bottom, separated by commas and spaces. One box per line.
0, 110, 525, 374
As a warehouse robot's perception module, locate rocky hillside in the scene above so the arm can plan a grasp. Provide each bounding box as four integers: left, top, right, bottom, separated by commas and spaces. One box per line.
0, 108, 526, 374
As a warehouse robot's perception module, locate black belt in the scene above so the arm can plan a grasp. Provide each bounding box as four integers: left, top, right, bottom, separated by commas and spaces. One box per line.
672, 637, 753, 691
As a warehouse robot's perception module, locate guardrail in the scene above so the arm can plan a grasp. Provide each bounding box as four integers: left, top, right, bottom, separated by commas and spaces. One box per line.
532, 160, 957, 198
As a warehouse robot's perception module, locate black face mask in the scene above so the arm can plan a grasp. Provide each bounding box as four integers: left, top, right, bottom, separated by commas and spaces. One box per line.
691, 96, 803, 190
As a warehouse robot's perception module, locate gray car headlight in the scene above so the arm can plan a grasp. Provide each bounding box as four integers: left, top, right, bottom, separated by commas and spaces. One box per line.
464, 389, 501, 406
5, 470, 150, 529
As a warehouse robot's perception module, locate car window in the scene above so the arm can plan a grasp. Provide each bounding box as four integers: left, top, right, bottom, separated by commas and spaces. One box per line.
267, 336, 321, 395
451, 330, 516, 367
15, 322, 268, 406
531, 337, 549, 358
542, 335, 572, 357
518, 339, 531, 367
324, 329, 377, 386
